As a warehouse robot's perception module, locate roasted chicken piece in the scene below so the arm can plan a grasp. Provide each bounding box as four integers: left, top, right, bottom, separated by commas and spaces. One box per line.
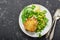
24, 17, 38, 32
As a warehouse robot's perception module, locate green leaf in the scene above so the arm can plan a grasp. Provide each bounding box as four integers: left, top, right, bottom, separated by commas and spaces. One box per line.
31, 4, 36, 9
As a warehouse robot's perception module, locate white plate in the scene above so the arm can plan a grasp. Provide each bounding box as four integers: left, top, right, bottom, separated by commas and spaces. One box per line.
19, 4, 52, 37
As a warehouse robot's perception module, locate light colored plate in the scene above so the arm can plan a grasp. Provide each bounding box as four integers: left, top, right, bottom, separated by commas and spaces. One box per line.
19, 4, 52, 37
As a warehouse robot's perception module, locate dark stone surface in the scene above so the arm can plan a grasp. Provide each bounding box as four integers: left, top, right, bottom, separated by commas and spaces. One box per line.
0, 0, 60, 40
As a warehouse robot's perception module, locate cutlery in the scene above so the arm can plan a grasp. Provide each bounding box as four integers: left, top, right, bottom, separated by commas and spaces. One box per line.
46, 9, 60, 40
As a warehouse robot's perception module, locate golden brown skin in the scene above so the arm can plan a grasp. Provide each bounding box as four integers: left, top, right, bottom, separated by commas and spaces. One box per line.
24, 17, 38, 32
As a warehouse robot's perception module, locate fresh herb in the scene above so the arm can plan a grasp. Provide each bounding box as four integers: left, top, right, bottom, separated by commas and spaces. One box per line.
39, 33, 42, 38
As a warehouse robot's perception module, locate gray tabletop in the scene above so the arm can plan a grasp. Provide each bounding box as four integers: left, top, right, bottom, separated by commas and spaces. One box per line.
0, 0, 60, 40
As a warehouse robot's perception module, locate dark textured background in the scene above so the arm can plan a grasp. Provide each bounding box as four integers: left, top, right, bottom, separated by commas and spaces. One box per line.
0, 0, 60, 40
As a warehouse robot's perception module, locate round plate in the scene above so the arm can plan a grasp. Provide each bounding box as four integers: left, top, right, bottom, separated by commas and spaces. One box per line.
19, 4, 52, 37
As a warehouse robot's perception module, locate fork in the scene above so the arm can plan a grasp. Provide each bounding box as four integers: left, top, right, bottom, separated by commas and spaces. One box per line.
46, 9, 60, 40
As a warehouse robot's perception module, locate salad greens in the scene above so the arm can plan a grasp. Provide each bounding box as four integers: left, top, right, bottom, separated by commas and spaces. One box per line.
21, 5, 35, 23
21, 5, 48, 32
